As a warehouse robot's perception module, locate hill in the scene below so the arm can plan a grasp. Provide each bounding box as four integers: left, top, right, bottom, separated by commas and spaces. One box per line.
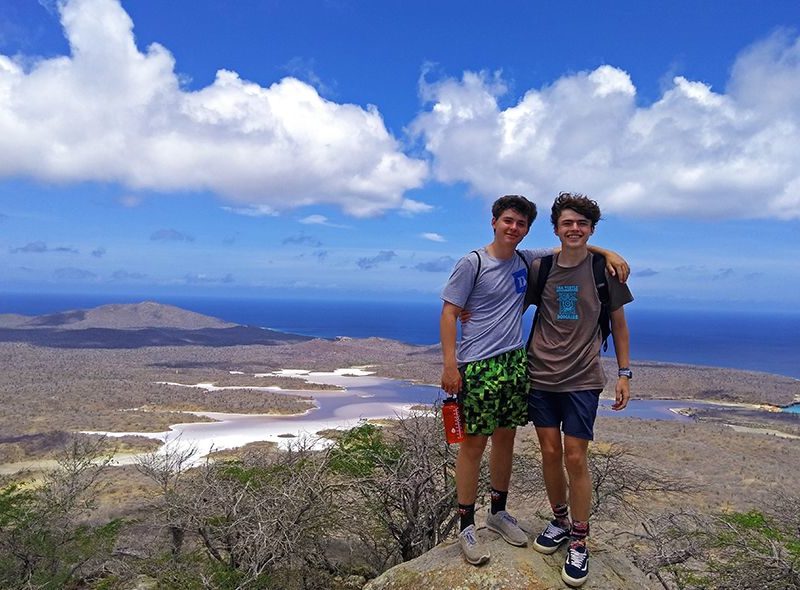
0, 301, 313, 348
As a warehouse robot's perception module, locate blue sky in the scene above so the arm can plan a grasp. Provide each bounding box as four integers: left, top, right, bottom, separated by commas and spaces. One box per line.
1, 0, 799, 310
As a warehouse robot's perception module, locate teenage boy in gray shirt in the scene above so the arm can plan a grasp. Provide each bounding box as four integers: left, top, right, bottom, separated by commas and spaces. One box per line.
440, 194, 628, 566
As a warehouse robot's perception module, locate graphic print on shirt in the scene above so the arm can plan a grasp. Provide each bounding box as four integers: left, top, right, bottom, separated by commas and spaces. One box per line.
556, 285, 579, 320
512, 268, 527, 294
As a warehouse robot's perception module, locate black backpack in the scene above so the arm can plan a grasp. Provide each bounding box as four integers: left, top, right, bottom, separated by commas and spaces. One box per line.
525, 253, 612, 352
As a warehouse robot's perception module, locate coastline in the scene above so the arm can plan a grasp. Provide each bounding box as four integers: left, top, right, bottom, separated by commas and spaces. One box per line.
60, 364, 800, 467
1, 332, 798, 470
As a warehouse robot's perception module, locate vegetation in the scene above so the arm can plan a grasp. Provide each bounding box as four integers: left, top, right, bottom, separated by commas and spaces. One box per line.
629, 501, 800, 589
1, 418, 798, 589
0, 438, 121, 589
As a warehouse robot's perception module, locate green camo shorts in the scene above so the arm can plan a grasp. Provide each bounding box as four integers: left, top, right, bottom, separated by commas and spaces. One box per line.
458, 348, 528, 436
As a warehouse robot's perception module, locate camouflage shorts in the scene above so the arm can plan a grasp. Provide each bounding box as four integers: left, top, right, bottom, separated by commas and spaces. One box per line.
458, 348, 528, 435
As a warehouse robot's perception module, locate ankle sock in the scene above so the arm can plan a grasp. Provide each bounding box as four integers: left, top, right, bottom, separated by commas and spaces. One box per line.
490, 488, 508, 514
571, 520, 589, 544
553, 502, 570, 529
458, 503, 476, 531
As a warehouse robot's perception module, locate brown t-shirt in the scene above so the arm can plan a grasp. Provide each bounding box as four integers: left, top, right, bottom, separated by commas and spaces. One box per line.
526, 252, 633, 392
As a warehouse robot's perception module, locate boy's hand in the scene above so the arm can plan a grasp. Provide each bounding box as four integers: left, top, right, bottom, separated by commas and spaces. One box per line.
441, 366, 462, 395
605, 252, 630, 283
612, 378, 630, 410
459, 309, 473, 323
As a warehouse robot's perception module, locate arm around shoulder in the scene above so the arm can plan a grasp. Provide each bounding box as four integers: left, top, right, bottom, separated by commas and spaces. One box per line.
588, 244, 629, 283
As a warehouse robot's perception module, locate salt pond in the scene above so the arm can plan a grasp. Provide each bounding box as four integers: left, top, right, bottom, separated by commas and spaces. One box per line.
89, 368, 751, 464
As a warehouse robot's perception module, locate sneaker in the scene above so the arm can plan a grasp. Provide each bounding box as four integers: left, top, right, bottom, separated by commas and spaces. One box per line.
458, 524, 490, 565
561, 540, 589, 587
486, 509, 528, 547
533, 519, 570, 554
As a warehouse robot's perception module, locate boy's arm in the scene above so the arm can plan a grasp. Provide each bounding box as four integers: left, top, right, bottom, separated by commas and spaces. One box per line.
610, 306, 631, 410
588, 245, 629, 282
551, 244, 630, 282
440, 301, 463, 395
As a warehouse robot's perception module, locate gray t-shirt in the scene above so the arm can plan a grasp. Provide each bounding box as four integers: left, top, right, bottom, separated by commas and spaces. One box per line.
527, 252, 634, 391
441, 247, 552, 365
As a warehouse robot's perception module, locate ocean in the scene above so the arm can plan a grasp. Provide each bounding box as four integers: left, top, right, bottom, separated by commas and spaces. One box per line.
2, 292, 799, 380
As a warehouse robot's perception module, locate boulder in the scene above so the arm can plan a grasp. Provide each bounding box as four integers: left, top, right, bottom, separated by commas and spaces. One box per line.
364, 521, 657, 590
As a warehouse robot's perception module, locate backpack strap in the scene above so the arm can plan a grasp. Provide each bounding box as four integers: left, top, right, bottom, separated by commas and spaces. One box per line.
526, 255, 554, 349
591, 253, 612, 352
527, 255, 553, 308
472, 249, 528, 290
470, 250, 482, 290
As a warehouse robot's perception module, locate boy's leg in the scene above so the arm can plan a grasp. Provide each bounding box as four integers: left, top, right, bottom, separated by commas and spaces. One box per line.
482, 349, 528, 547
536, 426, 567, 508
559, 390, 600, 588
560, 389, 601, 525
563, 434, 591, 523
531, 425, 572, 554
488, 426, 516, 494
456, 434, 489, 511
529, 387, 573, 555
455, 434, 491, 565
485, 426, 528, 547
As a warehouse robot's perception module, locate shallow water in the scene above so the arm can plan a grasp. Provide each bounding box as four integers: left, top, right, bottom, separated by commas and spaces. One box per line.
91, 370, 738, 463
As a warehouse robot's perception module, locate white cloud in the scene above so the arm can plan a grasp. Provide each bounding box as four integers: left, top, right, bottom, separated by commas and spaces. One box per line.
300, 214, 329, 225
299, 214, 349, 228
222, 204, 278, 217
412, 33, 800, 220
421, 232, 445, 242
399, 198, 434, 215
0, 0, 427, 217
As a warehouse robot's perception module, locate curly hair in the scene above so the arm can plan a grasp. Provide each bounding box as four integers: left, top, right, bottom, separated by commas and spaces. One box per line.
550, 192, 602, 229
492, 194, 537, 226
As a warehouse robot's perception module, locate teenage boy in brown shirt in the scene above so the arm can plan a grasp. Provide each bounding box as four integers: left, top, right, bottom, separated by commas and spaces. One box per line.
526, 192, 633, 588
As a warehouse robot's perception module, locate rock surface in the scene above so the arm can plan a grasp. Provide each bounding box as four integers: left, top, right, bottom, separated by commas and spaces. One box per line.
364, 522, 657, 590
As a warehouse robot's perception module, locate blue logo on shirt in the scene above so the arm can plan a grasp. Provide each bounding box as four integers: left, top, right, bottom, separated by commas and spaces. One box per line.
556, 285, 579, 320
512, 268, 527, 293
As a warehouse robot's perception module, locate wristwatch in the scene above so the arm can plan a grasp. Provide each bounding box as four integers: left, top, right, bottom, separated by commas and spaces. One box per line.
618, 367, 633, 379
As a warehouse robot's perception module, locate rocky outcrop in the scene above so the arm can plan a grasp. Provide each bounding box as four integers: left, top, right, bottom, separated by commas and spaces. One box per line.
364, 522, 657, 590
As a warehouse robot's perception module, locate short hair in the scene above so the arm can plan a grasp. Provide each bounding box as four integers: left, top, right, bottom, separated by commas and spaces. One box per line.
550, 192, 602, 229
492, 194, 537, 226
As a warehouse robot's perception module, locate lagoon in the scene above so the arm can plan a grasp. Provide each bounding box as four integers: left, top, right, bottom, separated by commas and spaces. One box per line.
93, 368, 753, 461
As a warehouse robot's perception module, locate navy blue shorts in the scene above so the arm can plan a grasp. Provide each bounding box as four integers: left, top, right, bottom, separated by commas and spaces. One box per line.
528, 389, 602, 441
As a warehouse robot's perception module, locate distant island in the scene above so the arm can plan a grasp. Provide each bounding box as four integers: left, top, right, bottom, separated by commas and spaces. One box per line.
0, 301, 313, 348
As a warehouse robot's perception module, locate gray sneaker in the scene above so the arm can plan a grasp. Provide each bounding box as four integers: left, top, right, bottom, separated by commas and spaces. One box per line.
486, 509, 528, 547
458, 524, 490, 565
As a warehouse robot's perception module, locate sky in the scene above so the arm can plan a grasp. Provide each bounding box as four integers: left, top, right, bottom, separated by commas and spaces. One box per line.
1, 0, 799, 310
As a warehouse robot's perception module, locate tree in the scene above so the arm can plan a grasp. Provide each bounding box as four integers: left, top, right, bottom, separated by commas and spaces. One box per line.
135, 438, 198, 556
165, 438, 344, 589
587, 442, 692, 519
329, 411, 461, 568
0, 436, 122, 589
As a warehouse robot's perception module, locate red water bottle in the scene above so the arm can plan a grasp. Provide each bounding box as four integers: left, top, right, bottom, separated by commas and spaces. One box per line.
442, 397, 465, 444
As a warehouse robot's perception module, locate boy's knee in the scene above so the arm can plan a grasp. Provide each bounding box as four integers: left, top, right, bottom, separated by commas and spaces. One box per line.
563, 448, 588, 472
458, 437, 488, 460
540, 444, 562, 464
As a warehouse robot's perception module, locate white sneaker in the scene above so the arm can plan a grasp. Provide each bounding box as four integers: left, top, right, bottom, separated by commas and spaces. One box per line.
458, 524, 490, 565
486, 509, 528, 547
